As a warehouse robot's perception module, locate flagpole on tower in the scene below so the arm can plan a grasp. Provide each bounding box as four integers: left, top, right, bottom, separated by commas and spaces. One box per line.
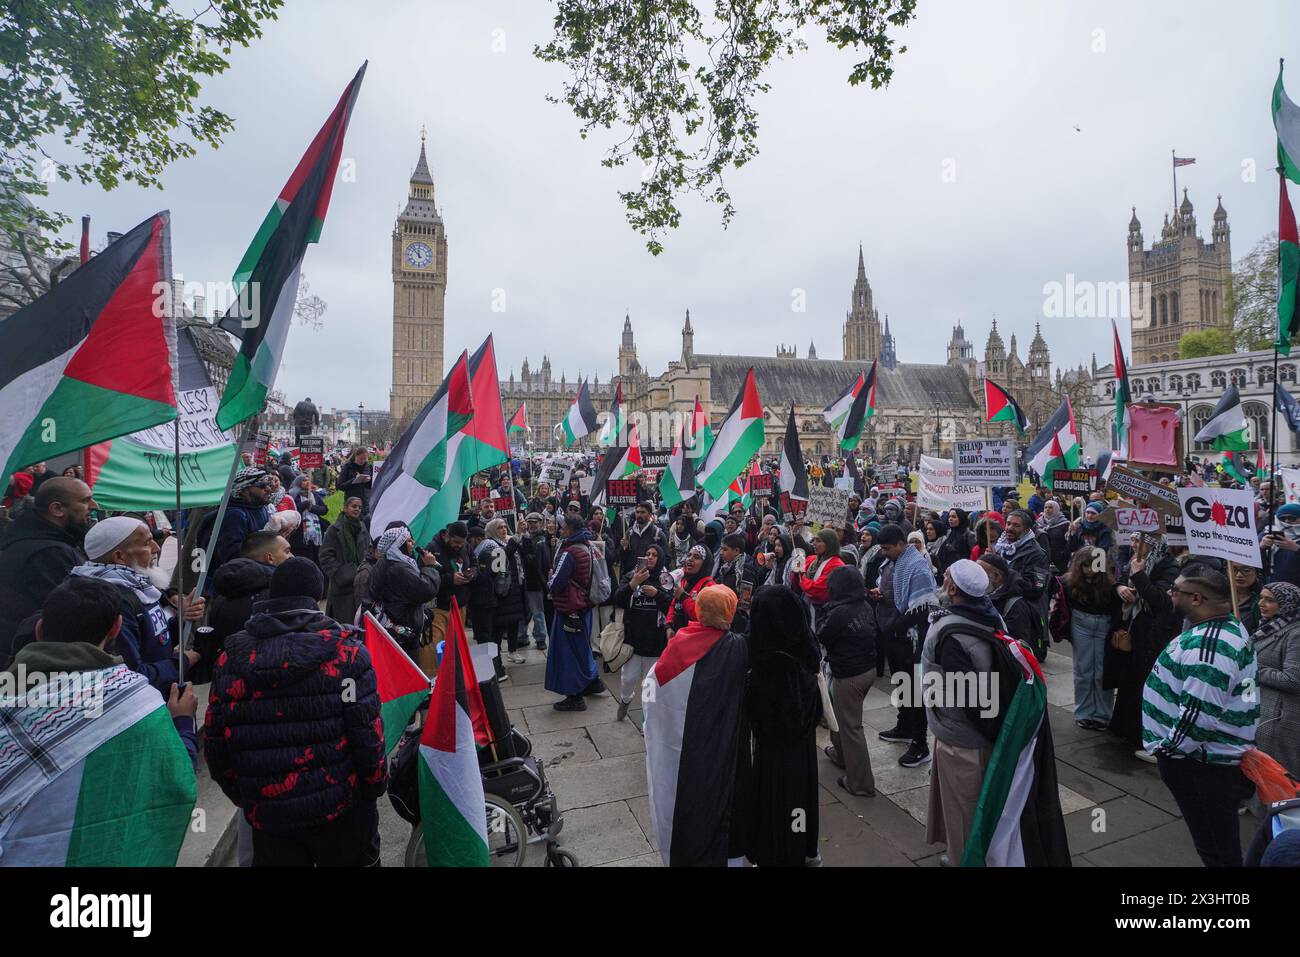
1172, 149, 1178, 213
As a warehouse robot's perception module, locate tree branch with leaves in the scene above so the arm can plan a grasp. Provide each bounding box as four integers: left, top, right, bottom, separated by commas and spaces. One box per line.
535, 0, 917, 254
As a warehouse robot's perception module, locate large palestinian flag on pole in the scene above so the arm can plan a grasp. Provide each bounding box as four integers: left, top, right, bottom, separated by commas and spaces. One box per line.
1110, 320, 1133, 454
1026, 398, 1080, 488
643, 620, 749, 866
418, 599, 491, 867
364, 613, 432, 753
598, 382, 625, 447
216, 63, 366, 430
658, 418, 696, 509
0, 664, 196, 865
778, 403, 810, 506
463, 335, 509, 478
822, 361, 876, 451
86, 326, 238, 510
696, 368, 764, 499
561, 379, 598, 446
1278, 172, 1300, 356
984, 378, 1029, 437
1193, 384, 1250, 451
368, 351, 474, 543
0, 213, 178, 479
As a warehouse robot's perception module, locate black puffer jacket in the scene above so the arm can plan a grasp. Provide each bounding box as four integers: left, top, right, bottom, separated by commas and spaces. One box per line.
204, 598, 387, 832
370, 555, 440, 636
988, 568, 1037, 652
815, 566, 877, 679
0, 511, 85, 664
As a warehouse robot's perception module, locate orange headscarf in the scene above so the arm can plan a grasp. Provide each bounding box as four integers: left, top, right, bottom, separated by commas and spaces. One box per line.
695, 584, 738, 629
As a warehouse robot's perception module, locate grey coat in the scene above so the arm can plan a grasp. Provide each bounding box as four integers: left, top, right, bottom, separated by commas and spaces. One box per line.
1256, 617, 1300, 776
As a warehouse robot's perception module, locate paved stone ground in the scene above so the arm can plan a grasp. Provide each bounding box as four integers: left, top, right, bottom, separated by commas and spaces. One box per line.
373, 635, 1263, 868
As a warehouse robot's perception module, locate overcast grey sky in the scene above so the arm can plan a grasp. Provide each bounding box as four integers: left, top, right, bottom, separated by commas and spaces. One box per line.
43, 0, 1300, 412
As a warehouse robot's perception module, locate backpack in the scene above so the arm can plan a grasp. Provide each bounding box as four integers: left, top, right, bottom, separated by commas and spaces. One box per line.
1047, 575, 1071, 646
586, 543, 612, 605
387, 729, 421, 824
1003, 593, 1049, 662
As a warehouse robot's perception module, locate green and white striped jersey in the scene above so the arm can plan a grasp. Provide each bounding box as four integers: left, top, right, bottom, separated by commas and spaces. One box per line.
1142, 615, 1259, 765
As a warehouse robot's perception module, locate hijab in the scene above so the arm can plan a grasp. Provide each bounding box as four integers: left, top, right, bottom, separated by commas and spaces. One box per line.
1254, 581, 1300, 643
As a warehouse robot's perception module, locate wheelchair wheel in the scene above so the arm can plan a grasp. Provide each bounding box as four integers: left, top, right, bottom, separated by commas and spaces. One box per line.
404, 794, 528, 867
545, 848, 578, 867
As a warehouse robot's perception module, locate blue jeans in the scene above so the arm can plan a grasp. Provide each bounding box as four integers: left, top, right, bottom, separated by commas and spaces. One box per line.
1070, 609, 1113, 723
523, 590, 546, 640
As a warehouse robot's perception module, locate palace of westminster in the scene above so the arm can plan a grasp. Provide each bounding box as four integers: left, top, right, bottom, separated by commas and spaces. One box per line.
386, 137, 1300, 466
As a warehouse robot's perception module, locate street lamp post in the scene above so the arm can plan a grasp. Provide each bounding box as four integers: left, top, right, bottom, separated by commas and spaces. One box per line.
358, 401, 365, 450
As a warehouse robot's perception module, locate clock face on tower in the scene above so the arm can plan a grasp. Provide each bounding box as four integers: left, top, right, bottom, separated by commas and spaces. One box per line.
404, 241, 433, 269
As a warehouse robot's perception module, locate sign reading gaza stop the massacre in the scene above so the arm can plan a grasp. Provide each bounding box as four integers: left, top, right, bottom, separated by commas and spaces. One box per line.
1176, 486, 1261, 568
953, 439, 1016, 486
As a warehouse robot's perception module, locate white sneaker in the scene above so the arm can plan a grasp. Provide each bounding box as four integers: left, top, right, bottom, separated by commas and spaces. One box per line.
1133, 749, 1156, 764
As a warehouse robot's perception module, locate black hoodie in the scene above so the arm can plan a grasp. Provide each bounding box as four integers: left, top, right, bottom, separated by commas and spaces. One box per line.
209, 558, 276, 646
815, 566, 878, 679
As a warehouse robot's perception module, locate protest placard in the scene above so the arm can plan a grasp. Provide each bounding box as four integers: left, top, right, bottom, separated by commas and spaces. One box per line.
1176, 486, 1261, 568
750, 472, 772, 495
917, 456, 984, 513
953, 439, 1016, 486
253, 431, 270, 466
298, 436, 325, 470
834, 477, 856, 492
806, 486, 851, 529
779, 491, 807, 523
469, 485, 491, 503
1052, 469, 1095, 495
1114, 506, 1161, 535
1105, 465, 1180, 519
1282, 467, 1300, 504
605, 478, 640, 507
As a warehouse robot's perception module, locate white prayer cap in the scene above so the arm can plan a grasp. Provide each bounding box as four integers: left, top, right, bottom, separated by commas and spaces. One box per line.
84, 516, 148, 561
948, 559, 989, 598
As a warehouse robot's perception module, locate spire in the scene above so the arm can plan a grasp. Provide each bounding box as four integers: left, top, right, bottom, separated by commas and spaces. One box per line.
683, 308, 693, 334
857, 243, 866, 281
1214, 194, 1227, 220
808, 340, 817, 359
411, 137, 434, 186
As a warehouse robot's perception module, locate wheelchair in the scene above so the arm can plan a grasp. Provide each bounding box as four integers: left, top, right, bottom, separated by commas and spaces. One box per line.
399, 667, 577, 868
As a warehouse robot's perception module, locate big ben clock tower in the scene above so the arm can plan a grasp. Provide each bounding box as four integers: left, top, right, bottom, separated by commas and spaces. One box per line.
390, 132, 447, 421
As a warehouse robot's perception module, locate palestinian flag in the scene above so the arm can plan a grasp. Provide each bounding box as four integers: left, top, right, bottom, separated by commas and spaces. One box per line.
960, 632, 1069, 867
1026, 398, 1080, 488
364, 612, 432, 753
418, 598, 491, 867
643, 619, 749, 865
86, 326, 238, 510
822, 362, 876, 451
1278, 173, 1300, 356
1257, 442, 1269, 480
561, 379, 598, 446
984, 378, 1029, 437
463, 336, 509, 477
1222, 450, 1253, 484
778, 404, 810, 514
591, 422, 642, 519
368, 350, 474, 543
696, 368, 765, 499
507, 402, 528, 433
0, 212, 178, 479
658, 418, 696, 508
1273, 62, 1300, 186
598, 382, 625, 447
1110, 320, 1132, 453
1193, 384, 1250, 451
0, 664, 196, 865
684, 394, 714, 464
216, 63, 365, 430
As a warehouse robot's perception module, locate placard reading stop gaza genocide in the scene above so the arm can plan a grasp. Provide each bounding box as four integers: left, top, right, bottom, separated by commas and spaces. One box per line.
1176, 486, 1261, 568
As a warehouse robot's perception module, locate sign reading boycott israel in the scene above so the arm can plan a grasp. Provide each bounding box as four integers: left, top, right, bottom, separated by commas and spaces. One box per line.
1176, 486, 1261, 568
917, 456, 984, 513
953, 439, 1016, 486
